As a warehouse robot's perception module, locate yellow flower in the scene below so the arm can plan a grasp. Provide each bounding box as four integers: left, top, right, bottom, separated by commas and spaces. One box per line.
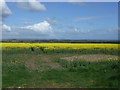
2, 43, 119, 51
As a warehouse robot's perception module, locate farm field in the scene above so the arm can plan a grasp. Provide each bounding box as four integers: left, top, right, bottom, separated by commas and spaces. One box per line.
2, 43, 120, 88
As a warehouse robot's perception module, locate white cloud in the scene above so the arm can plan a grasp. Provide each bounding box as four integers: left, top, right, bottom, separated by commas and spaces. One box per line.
46, 18, 59, 25
21, 21, 52, 34
17, 0, 46, 11
0, 0, 12, 17
2, 0, 119, 2
74, 16, 104, 22
74, 28, 90, 33
2, 24, 11, 31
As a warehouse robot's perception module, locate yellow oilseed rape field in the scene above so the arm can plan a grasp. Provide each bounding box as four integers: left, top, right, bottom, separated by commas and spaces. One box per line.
2, 43, 119, 50
2, 43, 119, 55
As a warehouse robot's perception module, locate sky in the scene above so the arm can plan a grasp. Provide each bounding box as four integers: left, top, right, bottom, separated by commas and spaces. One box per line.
1, 1, 118, 40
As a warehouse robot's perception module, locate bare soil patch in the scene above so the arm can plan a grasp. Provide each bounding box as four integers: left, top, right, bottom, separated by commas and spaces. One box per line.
25, 55, 63, 71
25, 57, 39, 71
40, 56, 63, 70
61, 54, 118, 62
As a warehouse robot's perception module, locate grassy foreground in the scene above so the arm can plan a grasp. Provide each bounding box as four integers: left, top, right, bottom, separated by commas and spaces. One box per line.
2, 43, 120, 88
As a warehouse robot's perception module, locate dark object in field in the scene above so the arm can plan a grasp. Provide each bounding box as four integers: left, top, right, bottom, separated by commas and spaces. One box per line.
30, 47, 34, 52
40, 47, 46, 53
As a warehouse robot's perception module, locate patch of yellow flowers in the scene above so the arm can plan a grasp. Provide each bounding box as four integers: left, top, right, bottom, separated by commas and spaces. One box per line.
1, 43, 119, 50
107, 57, 118, 61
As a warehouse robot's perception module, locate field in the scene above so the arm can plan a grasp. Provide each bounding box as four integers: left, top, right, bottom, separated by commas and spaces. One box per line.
2, 43, 120, 88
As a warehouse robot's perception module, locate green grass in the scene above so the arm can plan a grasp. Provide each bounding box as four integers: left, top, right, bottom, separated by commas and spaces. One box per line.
54, 59, 119, 87
2, 48, 120, 88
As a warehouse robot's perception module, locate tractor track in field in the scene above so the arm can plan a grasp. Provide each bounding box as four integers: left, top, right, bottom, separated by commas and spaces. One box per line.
25, 55, 63, 72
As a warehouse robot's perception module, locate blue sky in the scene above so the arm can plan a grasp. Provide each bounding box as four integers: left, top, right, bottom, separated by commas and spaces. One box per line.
2, 2, 118, 40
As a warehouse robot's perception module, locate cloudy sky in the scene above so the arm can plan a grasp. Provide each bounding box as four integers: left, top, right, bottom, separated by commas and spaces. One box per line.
1, 1, 118, 40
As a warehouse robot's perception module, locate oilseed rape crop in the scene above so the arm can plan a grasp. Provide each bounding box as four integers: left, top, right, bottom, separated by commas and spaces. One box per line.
2, 43, 118, 50
2, 43, 119, 55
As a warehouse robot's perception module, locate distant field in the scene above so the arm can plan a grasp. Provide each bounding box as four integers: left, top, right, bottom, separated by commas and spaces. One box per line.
2, 43, 120, 88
